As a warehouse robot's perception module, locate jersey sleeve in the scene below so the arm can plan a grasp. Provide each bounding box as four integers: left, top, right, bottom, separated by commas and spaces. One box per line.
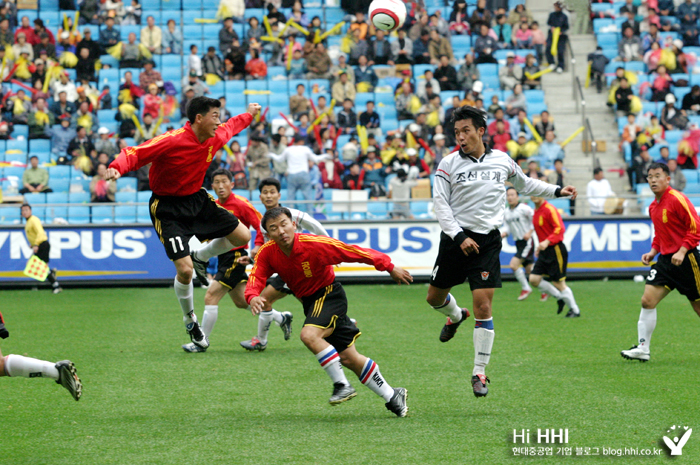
671, 192, 700, 251
433, 159, 465, 242
544, 205, 563, 243
500, 221, 510, 236
109, 133, 174, 175
245, 244, 275, 304
507, 158, 559, 198
296, 210, 330, 236
304, 235, 395, 272
213, 112, 254, 149
235, 196, 265, 247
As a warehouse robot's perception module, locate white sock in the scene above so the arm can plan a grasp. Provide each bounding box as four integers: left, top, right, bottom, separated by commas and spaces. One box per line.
514, 268, 531, 291
538, 280, 562, 299
473, 320, 495, 376
638, 308, 657, 351
315, 345, 350, 386
4, 354, 59, 380
358, 358, 394, 402
269, 309, 284, 325
173, 277, 195, 325
195, 237, 235, 261
202, 305, 218, 337
257, 311, 274, 344
560, 286, 579, 313
432, 293, 462, 322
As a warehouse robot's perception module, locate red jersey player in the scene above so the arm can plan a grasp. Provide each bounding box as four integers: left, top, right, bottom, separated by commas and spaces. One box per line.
182, 169, 294, 352
105, 97, 259, 351
622, 163, 700, 362
529, 195, 580, 317
245, 207, 413, 416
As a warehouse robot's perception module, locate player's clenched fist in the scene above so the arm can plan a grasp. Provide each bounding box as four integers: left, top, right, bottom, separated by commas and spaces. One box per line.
390, 267, 413, 285
104, 167, 121, 181
247, 103, 262, 117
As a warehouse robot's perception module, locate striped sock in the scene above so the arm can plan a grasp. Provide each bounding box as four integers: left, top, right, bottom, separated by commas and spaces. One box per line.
432, 293, 462, 322
473, 318, 495, 376
359, 358, 394, 402
315, 346, 349, 386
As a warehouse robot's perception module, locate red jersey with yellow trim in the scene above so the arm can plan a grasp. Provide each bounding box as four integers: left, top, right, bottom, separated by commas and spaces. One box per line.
109, 113, 253, 197
216, 193, 265, 249
649, 186, 700, 255
533, 200, 565, 245
245, 233, 395, 301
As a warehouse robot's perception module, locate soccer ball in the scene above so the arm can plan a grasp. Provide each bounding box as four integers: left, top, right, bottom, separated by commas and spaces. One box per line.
369, 0, 407, 32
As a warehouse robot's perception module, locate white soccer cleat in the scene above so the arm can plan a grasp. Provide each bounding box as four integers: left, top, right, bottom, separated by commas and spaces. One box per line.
182, 342, 207, 353
621, 345, 650, 362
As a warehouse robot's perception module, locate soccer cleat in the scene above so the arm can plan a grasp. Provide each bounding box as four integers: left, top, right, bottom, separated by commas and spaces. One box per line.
55, 360, 82, 401
565, 309, 580, 318
540, 293, 549, 302
52, 286, 63, 294
0, 323, 8, 339
518, 290, 532, 301
329, 382, 357, 405
621, 345, 650, 362
240, 337, 267, 351
186, 318, 209, 349
385, 387, 408, 417
439, 308, 470, 343
472, 374, 490, 397
190, 251, 209, 287
280, 312, 293, 341
182, 342, 207, 353
557, 299, 566, 314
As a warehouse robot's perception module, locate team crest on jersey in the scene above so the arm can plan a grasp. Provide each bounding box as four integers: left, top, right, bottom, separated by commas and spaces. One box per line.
481, 271, 490, 280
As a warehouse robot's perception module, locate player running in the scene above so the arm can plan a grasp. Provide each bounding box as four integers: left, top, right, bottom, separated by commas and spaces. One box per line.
238, 177, 329, 352
621, 163, 700, 362
428, 105, 577, 398
500, 188, 535, 300
245, 207, 412, 416
182, 169, 293, 352
106, 97, 259, 350
528, 195, 580, 317
0, 311, 82, 400
21, 203, 62, 293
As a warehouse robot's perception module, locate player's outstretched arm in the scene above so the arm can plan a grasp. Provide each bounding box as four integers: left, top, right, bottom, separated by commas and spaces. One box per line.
104, 167, 122, 181
509, 159, 575, 199
390, 267, 413, 285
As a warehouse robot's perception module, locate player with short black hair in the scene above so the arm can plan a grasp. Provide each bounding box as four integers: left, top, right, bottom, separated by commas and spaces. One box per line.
245, 207, 413, 416
500, 188, 535, 300
429, 105, 577, 397
106, 97, 261, 351
21, 204, 61, 293
621, 162, 700, 361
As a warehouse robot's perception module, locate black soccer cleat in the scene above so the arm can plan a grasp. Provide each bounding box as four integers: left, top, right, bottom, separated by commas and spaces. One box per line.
55, 360, 82, 401
556, 299, 566, 314
472, 374, 490, 398
186, 318, 209, 349
190, 251, 209, 287
329, 382, 357, 405
0, 323, 8, 339
565, 309, 580, 318
385, 387, 408, 417
439, 309, 470, 343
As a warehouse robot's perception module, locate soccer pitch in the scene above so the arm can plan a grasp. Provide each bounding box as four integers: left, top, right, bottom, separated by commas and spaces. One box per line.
2, 281, 698, 464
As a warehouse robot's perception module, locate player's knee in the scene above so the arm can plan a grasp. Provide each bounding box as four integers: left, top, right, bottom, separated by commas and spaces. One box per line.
529, 275, 541, 286
475, 301, 491, 315
204, 292, 216, 305
299, 327, 319, 348
510, 263, 519, 271
426, 292, 445, 307
641, 295, 656, 309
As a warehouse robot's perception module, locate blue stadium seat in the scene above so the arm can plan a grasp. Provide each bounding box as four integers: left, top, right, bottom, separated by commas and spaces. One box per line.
183, 10, 202, 25
24, 192, 47, 205
524, 89, 545, 104
162, 8, 180, 25
137, 190, 153, 202
69, 192, 90, 203
0, 207, 21, 225
183, 25, 203, 39
13, 125, 28, 139
46, 192, 69, 204
29, 139, 51, 155
203, 24, 220, 39
324, 7, 345, 27
596, 33, 618, 48
269, 79, 289, 95
141, 0, 161, 9
120, 25, 141, 41
116, 192, 137, 203
4, 152, 26, 163
6, 139, 27, 153
68, 206, 90, 224
117, 177, 138, 192
45, 205, 68, 223
92, 206, 115, 224
355, 93, 375, 107
137, 205, 151, 223
367, 201, 387, 219
99, 54, 120, 70
665, 130, 683, 144
115, 205, 137, 223
29, 206, 46, 222
51, 178, 70, 193
142, 10, 161, 24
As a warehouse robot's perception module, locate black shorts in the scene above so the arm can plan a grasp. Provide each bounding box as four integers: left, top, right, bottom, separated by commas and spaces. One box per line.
514, 239, 534, 266
431, 230, 502, 290
34, 240, 50, 264
647, 250, 700, 301
215, 249, 248, 290
532, 243, 568, 282
266, 275, 294, 295
301, 282, 361, 353
149, 189, 240, 261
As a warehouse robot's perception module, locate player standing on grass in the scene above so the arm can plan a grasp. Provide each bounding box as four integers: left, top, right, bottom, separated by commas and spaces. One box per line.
105, 97, 259, 350
621, 163, 700, 362
0, 311, 82, 400
245, 207, 412, 416
428, 106, 577, 398
21, 204, 62, 294
528, 195, 580, 318
182, 169, 293, 353
500, 188, 535, 300
238, 177, 329, 352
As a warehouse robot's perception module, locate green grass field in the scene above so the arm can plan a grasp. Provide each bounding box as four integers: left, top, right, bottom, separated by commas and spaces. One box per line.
1, 281, 699, 464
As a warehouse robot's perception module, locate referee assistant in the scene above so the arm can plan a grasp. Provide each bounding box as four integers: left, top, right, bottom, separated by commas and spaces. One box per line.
621, 162, 700, 362
427, 106, 577, 398
105, 97, 259, 350
21, 203, 61, 293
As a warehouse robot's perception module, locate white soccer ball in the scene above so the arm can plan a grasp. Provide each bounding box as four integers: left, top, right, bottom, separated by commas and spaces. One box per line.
369, 0, 407, 32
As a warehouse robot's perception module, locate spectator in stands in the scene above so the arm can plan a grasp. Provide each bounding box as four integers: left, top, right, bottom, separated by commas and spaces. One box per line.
396, 80, 418, 120
331, 53, 355, 85
161, 19, 182, 55
77, 28, 100, 60
349, 11, 371, 40
545, 2, 568, 72
682, 85, 700, 114
15, 16, 37, 44
406, 149, 430, 179
413, 28, 432, 65
80, 0, 101, 25
50, 91, 76, 119
661, 94, 687, 130
288, 49, 307, 79
474, 23, 498, 65
95, 127, 118, 158
337, 98, 357, 133
203, 46, 224, 80
90, 164, 117, 202
137, 60, 160, 93
349, 29, 370, 67
431, 10, 450, 37
183, 70, 209, 97
470, 0, 493, 33
493, 14, 512, 50
388, 169, 417, 219
434, 54, 458, 91
370, 29, 393, 66
0, 19, 11, 49
455, 53, 479, 91
56, 31, 76, 56
245, 16, 263, 46
509, 109, 532, 140
618, 26, 643, 62
6, 89, 28, 125
621, 9, 640, 37
33, 32, 56, 60
319, 150, 345, 189
513, 18, 533, 50
628, 145, 654, 187
186, 43, 203, 77
306, 42, 332, 79
360, 147, 386, 190
71, 101, 98, 135
75, 48, 96, 83
587, 46, 609, 94
122, 0, 142, 25
678, 0, 699, 45
353, 55, 377, 92
668, 158, 687, 191
490, 120, 511, 152
28, 98, 54, 140
247, 134, 271, 191
449, 0, 470, 35
524, 159, 543, 179
289, 84, 310, 119
134, 112, 162, 144
487, 107, 511, 136
419, 94, 444, 129
119, 32, 141, 68
519, 53, 541, 90
426, 133, 447, 169
217, 17, 238, 55
67, 125, 95, 158
650, 65, 673, 101
505, 83, 527, 117
538, 130, 565, 166
343, 163, 363, 190
392, 28, 413, 66
614, 78, 634, 116
51, 73, 77, 104
32, 60, 47, 88
224, 38, 246, 80
498, 52, 523, 91
20, 156, 52, 194
642, 23, 661, 53
332, 72, 356, 105
13, 32, 33, 62
359, 101, 381, 138
140, 15, 162, 55
655, 145, 671, 164
417, 69, 440, 100
506, 131, 538, 159
409, 13, 429, 42
99, 17, 120, 55
428, 29, 453, 65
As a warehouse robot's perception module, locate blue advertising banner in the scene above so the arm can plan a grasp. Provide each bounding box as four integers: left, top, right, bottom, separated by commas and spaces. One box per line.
0, 217, 656, 284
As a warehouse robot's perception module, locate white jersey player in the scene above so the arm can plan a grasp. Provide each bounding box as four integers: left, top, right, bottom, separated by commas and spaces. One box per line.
240, 177, 330, 351
500, 188, 535, 300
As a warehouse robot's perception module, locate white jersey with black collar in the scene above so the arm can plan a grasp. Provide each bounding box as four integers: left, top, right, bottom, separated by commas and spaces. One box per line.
433, 148, 559, 238
502, 203, 534, 241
